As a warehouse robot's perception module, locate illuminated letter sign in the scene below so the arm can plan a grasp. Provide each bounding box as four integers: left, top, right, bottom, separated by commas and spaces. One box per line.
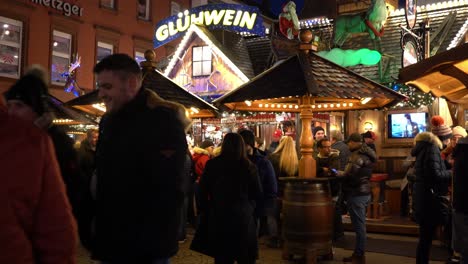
154, 4, 265, 48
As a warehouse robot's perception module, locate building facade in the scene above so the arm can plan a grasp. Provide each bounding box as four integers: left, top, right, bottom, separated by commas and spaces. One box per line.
0, 0, 190, 102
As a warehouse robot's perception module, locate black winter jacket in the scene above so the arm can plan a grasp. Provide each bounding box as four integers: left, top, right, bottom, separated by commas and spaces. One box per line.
411, 132, 451, 224
48, 125, 81, 212
452, 138, 468, 214
199, 156, 262, 262
92, 89, 188, 262
342, 144, 376, 197
248, 149, 277, 216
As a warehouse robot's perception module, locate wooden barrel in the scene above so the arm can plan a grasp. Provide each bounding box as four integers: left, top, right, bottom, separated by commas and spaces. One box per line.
282, 178, 334, 259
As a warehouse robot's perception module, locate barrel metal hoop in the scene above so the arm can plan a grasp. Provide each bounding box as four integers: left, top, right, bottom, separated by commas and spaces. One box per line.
283, 229, 332, 236
283, 200, 333, 206
285, 190, 328, 195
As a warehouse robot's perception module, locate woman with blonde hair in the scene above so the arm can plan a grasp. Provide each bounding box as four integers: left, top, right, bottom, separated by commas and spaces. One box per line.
268, 136, 299, 178
267, 135, 298, 248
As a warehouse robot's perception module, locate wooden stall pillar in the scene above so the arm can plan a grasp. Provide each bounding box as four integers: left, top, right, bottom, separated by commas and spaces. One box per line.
299, 95, 316, 178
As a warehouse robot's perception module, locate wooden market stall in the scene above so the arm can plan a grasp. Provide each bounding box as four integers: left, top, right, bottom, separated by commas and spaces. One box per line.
213, 30, 406, 263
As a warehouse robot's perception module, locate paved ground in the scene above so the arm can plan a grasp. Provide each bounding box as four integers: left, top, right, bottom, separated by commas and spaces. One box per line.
77, 231, 445, 264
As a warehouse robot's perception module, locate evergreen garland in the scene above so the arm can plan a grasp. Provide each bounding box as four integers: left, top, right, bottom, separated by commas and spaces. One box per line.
390, 83, 434, 108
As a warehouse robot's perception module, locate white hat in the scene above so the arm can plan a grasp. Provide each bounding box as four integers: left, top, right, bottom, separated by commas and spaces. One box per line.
452, 126, 467, 137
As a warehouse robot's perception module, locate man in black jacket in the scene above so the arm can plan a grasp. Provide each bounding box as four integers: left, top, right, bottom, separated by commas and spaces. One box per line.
338, 133, 376, 264
92, 54, 190, 264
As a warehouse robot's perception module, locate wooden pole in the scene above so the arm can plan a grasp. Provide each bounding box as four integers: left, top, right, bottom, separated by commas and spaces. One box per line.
298, 95, 316, 178
298, 30, 317, 178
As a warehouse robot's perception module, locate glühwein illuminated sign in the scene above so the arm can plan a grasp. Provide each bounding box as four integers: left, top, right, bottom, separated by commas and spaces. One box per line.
154, 4, 265, 48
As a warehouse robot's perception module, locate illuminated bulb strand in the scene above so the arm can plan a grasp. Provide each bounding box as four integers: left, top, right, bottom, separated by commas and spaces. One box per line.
92, 103, 106, 112
448, 18, 468, 50
390, 0, 467, 17
257, 102, 353, 109
299, 17, 332, 29
53, 119, 74, 123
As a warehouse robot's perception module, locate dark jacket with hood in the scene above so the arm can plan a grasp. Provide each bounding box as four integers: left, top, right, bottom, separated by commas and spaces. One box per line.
92, 89, 189, 262
411, 132, 451, 224
342, 144, 377, 197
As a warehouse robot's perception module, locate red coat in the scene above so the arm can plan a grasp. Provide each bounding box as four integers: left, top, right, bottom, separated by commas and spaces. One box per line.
192, 147, 210, 182
0, 112, 77, 264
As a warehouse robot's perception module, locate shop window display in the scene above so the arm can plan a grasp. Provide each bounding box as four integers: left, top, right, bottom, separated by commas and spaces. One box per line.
51, 30, 72, 84
0, 16, 22, 78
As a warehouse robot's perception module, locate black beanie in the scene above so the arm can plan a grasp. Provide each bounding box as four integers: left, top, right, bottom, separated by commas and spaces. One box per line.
313, 126, 325, 137
4, 74, 48, 115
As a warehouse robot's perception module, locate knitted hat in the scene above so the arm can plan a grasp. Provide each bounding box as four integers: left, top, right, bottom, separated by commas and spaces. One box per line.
345, 132, 363, 143
313, 126, 325, 137
200, 139, 214, 149
4, 71, 48, 115
452, 126, 467, 138
239, 129, 255, 149
431, 115, 452, 141
272, 129, 283, 140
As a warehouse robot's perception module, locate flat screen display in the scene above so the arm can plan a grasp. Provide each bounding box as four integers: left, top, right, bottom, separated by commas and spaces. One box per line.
388, 112, 427, 138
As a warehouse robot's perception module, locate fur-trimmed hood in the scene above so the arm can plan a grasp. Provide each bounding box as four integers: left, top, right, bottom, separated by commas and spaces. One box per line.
144, 89, 192, 132
411, 132, 443, 157
414, 132, 443, 149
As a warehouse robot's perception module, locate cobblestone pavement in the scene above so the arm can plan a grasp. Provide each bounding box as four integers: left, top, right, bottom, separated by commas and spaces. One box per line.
77, 231, 444, 264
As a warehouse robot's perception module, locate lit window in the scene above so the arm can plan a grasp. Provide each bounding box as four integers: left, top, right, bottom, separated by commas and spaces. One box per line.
96, 41, 113, 63
0, 16, 22, 78
100, 0, 115, 9
137, 0, 150, 20
171, 1, 181, 16
192, 46, 212, 77
51, 30, 72, 85
135, 51, 145, 66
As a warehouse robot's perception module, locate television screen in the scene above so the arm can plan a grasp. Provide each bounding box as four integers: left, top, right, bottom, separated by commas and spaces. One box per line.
388, 112, 427, 138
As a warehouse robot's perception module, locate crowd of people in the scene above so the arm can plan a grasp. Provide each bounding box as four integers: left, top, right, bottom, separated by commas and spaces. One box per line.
1, 53, 467, 264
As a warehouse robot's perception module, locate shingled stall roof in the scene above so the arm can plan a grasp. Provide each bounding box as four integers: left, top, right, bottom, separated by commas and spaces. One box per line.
245, 35, 273, 76
398, 42, 468, 104
213, 51, 406, 111
65, 69, 218, 118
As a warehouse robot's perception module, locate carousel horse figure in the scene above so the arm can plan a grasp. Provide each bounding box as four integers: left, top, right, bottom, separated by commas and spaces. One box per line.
333, 0, 388, 46
279, 1, 300, 40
